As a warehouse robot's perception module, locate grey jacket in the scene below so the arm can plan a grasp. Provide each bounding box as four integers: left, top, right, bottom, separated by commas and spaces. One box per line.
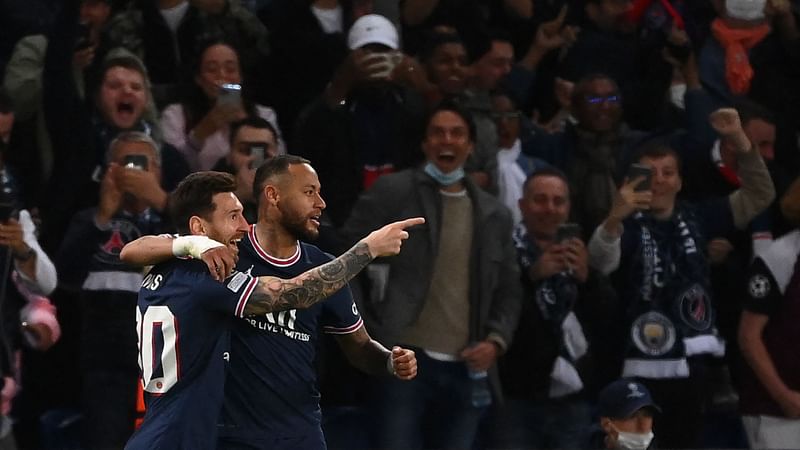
342, 168, 522, 394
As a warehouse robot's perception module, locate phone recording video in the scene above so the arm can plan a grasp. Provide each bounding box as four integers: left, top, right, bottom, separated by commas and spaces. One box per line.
248, 143, 266, 170
217, 83, 242, 108
627, 163, 652, 192
123, 154, 148, 171
556, 223, 581, 244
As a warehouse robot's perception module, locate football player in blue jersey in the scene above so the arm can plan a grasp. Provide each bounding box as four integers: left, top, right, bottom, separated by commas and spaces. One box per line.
216, 155, 419, 449
121, 170, 422, 450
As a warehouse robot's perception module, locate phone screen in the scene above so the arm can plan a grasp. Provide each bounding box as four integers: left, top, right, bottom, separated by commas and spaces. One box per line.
217, 83, 242, 107
248, 144, 266, 170
124, 154, 148, 171
556, 223, 581, 243
628, 163, 652, 192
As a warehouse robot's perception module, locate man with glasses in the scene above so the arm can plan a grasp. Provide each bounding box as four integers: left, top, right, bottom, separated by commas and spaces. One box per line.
527, 73, 647, 238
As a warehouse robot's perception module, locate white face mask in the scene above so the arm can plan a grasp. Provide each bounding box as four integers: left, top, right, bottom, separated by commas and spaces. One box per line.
669, 83, 686, 110
615, 430, 654, 450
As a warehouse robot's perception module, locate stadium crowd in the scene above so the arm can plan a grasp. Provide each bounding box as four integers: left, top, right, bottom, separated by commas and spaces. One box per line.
0, 0, 799, 448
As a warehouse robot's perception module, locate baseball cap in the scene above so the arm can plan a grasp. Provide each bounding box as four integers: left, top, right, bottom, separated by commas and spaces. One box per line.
725, 0, 767, 21
597, 379, 661, 419
347, 14, 399, 50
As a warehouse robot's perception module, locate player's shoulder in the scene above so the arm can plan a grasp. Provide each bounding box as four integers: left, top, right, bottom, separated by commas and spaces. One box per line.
299, 242, 334, 263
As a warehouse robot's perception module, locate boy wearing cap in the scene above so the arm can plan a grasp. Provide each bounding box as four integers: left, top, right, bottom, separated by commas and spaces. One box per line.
594, 379, 659, 450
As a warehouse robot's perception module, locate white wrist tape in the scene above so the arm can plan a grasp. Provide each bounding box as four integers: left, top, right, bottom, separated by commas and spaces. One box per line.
172, 235, 224, 259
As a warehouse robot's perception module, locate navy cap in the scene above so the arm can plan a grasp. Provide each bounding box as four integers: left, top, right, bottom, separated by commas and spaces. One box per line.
597, 379, 661, 419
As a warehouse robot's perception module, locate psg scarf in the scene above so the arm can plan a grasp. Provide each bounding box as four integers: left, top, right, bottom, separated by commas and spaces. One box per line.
513, 224, 588, 396
619, 209, 725, 379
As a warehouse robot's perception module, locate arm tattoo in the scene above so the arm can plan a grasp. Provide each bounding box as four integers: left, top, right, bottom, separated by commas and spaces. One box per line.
243, 242, 373, 315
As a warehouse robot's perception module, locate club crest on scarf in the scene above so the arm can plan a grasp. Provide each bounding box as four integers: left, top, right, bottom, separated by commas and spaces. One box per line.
677, 283, 713, 331
631, 311, 677, 356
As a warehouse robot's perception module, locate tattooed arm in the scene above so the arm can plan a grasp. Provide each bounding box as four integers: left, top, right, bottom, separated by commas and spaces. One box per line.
244, 216, 425, 314
244, 241, 373, 314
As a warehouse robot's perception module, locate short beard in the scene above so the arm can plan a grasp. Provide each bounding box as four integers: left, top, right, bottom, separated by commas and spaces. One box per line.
279, 205, 319, 242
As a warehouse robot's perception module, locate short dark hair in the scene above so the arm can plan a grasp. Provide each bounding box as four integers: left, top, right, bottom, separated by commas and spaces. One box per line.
192, 39, 240, 75
522, 166, 570, 194
734, 99, 775, 127
633, 140, 682, 173
229, 116, 277, 146
252, 155, 311, 206
170, 171, 237, 234
425, 99, 477, 142
571, 73, 619, 107
419, 30, 468, 64
467, 28, 512, 62
100, 55, 148, 83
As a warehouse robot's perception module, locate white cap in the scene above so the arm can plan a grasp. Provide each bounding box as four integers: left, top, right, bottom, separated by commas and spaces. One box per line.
725, 0, 767, 21
347, 14, 399, 50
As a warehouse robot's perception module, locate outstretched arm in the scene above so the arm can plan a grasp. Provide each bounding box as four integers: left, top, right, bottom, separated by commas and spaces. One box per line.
243, 218, 423, 314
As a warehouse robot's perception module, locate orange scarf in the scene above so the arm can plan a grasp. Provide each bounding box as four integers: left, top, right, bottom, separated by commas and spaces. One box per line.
711, 18, 771, 94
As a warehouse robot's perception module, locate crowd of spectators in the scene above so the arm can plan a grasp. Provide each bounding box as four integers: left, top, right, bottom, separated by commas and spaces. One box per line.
0, 0, 799, 449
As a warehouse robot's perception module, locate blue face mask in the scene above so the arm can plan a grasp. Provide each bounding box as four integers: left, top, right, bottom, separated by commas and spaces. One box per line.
424, 162, 465, 186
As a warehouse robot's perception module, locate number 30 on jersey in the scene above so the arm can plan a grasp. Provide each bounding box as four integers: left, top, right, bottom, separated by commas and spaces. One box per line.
136, 306, 180, 394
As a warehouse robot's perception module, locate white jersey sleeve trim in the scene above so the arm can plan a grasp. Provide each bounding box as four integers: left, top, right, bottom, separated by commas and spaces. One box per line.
235, 277, 259, 318
323, 318, 364, 335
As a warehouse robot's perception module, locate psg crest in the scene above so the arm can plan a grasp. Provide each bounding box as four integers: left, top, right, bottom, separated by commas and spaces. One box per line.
677, 284, 712, 331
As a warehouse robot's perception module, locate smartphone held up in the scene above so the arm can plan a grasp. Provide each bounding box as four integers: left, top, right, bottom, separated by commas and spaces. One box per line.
217, 83, 242, 108
627, 163, 652, 192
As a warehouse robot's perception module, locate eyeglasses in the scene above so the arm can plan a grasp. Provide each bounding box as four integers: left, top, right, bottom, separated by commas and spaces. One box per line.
585, 95, 620, 105
490, 111, 521, 120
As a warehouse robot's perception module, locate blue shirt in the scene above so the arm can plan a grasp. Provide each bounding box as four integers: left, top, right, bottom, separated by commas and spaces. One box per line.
126, 259, 258, 450
218, 225, 362, 442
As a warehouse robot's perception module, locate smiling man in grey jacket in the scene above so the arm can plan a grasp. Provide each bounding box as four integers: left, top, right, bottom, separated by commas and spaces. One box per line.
342, 100, 522, 450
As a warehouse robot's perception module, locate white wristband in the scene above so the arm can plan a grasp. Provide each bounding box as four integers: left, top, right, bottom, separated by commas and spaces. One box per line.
172, 235, 224, 259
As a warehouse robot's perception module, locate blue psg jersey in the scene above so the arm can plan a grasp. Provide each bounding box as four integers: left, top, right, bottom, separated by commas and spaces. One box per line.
218, 225, 362, 441
126, 259, 258, 450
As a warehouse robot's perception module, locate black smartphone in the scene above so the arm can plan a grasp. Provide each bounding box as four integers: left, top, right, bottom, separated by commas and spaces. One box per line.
248, 143, 266, 170
123, 154, 148, 171
75, 22, 92, 50
627, 163, 652, 192
556, 223, 581, 244
217, 83, 242, 108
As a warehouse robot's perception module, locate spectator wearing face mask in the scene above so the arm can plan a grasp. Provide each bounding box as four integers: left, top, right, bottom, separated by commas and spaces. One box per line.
699, 0, 799, 102
591, 379, 660, 450
587, 108, 775, 448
